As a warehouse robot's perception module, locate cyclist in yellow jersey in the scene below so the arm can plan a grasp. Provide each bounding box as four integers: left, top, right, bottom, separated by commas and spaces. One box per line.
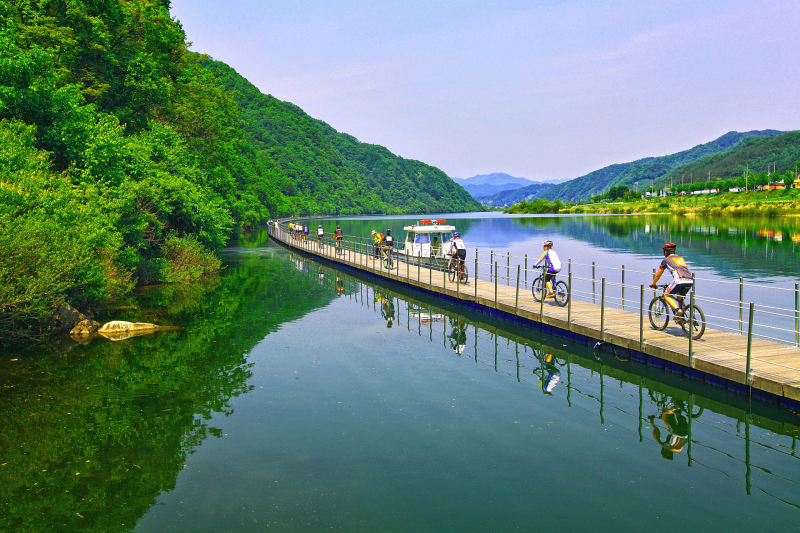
650, 242, 693, 322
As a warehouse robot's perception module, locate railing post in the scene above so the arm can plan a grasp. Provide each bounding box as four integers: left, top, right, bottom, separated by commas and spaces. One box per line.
567, 270, 572, 331
539, 273, 544, 322
524, 254, 528, 289
490, 251, 494, 282
456, 262, 460, 298
592, 261, 596, 304
494, 262, 498, 309
639, 285, 644, 352
746, 302, 754, 384
443, 265, 446, 295
514, 264, 520, 315
417, 251, 421, 285
474, 252, 478, 300
739, 277, 744, 334
688, 292, 694, 366
406, 252, 409, 281
621, 265, 625, 310
429, 254, 432, 287
600, 278, 605, 336
506, 252, 510, 286
795, 283, 799, 347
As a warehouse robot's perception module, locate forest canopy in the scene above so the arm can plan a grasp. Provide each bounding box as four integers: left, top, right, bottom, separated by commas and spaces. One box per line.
0, 0, 479, 341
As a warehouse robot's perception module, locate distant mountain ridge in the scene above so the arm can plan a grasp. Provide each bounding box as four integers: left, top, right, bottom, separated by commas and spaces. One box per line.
452, 173, 536, 198
477, 182, 555, 206
540, 130, 786, 202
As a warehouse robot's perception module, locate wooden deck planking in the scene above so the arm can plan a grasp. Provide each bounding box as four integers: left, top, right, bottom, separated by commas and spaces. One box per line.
272, 228, 800, 403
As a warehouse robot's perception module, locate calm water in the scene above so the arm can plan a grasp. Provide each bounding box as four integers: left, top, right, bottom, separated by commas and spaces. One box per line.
2, 215, 800, 532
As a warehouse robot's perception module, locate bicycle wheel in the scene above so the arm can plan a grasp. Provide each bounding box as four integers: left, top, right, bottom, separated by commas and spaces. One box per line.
459, 264, 469, 284
648, 298, 669, 330
681, 304, 706, 340
448, 263, 457, 282
531, 277, 544, 302
554, 281, 569, 307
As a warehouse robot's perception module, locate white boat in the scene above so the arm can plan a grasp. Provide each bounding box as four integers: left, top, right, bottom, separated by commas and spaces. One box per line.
399, 219, 457, 264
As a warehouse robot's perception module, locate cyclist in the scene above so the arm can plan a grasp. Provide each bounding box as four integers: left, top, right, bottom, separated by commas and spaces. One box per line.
447, 232, 467, 272
317, 224, 324, 244
649, 242, 693, 323
303, 224, 309, 240
381, 229, 394, 261
334, 225, 344, 251
371, 230, 384, 258
533, 240, 562, 298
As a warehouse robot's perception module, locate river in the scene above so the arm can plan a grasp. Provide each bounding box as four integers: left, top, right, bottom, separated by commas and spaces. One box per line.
1, 213, 799, 532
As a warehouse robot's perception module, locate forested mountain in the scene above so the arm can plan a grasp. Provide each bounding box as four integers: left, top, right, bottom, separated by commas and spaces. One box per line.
541, 130, 785, 202
476, 182, 555, 206
0, 0, 479, 340
660, 131, 800, 186
539, 161, 644, 202
204, 60, 480, 216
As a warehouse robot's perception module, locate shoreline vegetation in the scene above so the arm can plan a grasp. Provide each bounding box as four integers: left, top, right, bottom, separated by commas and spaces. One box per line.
506, 183, 800, 217
0, 1, 480, 345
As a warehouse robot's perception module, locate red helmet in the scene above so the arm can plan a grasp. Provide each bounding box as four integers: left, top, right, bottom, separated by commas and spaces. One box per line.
663, 242, 677, 251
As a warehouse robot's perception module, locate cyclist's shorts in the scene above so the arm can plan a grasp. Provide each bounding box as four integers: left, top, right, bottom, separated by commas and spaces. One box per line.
455, 249, 466, 259
545, 272, 556, 284
667, 280, 693, 296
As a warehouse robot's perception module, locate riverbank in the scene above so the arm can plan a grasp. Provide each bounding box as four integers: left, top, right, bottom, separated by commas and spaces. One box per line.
506, 188, 800, 216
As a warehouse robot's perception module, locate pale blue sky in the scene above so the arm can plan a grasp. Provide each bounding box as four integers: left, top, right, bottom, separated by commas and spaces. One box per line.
171, 0, 800, 181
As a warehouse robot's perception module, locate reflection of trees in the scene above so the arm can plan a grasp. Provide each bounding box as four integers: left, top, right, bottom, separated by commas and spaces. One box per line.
0, 245, 336, 531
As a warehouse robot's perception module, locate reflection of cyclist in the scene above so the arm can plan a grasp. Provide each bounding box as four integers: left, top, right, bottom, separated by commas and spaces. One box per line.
647, 394, 703, 460
536, 353, 561, 394
649, 242, 693, 323
534, 240, 561, 298
447, 232, 467, 270
335, 275, 344, 296
381, 295, 395, 328
448, 318, 468, 354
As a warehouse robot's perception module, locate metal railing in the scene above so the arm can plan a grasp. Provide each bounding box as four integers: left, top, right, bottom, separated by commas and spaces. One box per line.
270, 219, 800, 385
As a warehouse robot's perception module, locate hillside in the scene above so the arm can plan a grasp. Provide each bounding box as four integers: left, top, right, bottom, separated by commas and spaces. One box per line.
477, 182, 555, 206
539, 161, 644, 202
660, 131, 800, 185
541, 130, 785, 202
453, 173, 536, 198
204, 60, 481, 216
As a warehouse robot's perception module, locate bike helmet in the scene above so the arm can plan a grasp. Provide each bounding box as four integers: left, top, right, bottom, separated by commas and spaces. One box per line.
663, 242, 677, 251
386, 229, 391, 235
543, 239, 553, 247
371, 230, 377, 235
454, 232, 461, 238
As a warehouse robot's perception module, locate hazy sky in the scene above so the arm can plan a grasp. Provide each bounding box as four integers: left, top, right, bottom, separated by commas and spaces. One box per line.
171, 0, 799, 181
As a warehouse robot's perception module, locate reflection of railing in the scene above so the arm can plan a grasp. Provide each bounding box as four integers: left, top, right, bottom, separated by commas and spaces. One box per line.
269, 219, 800, 400
281, 251, 800, 510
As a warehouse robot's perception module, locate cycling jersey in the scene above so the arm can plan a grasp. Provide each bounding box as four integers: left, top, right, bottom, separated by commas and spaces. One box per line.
334, 229, 343, 239
317, 228, 324, 236
448, 238, 466, 254
384, 235, 394, 247
535, 249, 562, 274
373, 233, 384, 244
660, 254, 692, 282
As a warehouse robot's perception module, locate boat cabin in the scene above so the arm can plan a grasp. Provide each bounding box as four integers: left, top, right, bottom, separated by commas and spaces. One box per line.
401, 219, 457, 258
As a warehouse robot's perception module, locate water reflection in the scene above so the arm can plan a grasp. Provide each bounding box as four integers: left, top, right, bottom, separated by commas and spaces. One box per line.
290, 250, 800, 512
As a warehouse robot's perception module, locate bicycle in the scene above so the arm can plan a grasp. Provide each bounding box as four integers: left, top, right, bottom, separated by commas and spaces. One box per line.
531, 266, 569, 307
447, 256, 469, 284
648, 284, 705, 340
382, 247, 395, 270
335, 238, 344, 256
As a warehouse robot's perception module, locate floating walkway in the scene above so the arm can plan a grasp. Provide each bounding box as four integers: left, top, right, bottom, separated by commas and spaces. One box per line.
269, 222, 800, 409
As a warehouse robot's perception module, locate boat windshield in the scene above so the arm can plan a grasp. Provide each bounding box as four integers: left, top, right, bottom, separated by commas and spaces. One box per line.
414, 234, 430, 244
441, 232, 453, 242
